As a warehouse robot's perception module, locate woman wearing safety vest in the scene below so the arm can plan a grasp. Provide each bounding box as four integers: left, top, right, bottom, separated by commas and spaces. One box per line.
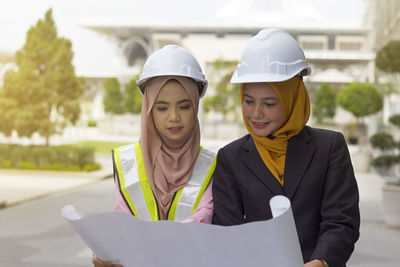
212, 29, 360, 267
92, 45, 216, 267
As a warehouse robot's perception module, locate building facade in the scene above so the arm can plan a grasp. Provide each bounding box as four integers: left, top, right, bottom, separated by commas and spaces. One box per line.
84, 22, 374, 140
364, 0, 400, 125
86, 23, 374, 87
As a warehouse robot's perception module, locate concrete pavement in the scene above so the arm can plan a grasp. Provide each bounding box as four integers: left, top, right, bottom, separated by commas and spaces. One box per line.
0, 169, 112, 208
0, 154, 113, 208
0, 154, 399, 266
348, 172, 400, 267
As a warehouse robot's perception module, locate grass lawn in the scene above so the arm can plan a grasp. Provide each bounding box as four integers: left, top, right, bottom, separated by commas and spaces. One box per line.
73, 141, 131, 154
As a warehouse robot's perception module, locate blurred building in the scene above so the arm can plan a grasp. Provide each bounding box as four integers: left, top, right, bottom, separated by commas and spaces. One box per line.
82, 19, 373, 140
0, 1, 375, 141
364, 0, 400, 126
85, 23, 374, 87
365, 0, 400, 50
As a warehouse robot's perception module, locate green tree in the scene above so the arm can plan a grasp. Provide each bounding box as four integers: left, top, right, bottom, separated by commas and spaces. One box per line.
204, 72, 240, 119
376, 40, 400, 73
124, 75, 142, 114
203, 59, 240, 122
336, 82, 383, 148
312, 83, 337, 124
0, 79, 17, 138
103, 77, 125, 114
0, 9, 84, 145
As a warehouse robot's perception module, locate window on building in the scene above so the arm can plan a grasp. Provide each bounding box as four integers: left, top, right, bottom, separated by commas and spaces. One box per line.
157, 39, 179, 48
335, 36, 365, 51
153, 33, 182, 50
298, 35, 328, 51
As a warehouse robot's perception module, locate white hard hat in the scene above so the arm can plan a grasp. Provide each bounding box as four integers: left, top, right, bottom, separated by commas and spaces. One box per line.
231, 28, 311, 84
137, 45, 208, 98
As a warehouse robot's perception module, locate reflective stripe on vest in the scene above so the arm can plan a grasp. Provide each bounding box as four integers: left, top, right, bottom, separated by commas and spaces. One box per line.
113, 143, 216, 221
168, 148, 216, 221
113, 143, 158, 221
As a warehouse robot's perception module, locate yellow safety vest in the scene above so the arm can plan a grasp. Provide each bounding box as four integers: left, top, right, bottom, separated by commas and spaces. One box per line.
112, 143, 216, 221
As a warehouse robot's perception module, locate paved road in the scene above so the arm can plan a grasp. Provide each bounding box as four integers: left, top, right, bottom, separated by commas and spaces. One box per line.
0, 178, 114, 267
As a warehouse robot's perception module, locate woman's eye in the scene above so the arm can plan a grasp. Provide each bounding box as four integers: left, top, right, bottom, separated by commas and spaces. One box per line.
244, 100, 253, 105
265, 102, 277, 107
156, 106, 167, 112
179, 105, 191, 110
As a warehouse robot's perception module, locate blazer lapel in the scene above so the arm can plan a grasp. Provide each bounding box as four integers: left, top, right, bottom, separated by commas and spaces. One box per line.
242, 137, 284, 195
284, 127, 316, 200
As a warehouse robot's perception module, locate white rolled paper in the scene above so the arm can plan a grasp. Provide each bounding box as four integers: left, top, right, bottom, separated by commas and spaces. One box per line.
270, 195, 291, 218
61, 204, 82, 220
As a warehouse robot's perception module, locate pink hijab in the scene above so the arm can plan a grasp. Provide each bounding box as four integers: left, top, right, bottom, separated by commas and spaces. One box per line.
139, 76, 200, 219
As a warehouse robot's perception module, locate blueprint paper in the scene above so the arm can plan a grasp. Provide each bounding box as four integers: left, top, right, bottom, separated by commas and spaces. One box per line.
61, 195, 303, 267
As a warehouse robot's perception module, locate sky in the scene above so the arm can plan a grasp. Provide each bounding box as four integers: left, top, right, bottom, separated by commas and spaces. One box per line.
0, 0, 369, 74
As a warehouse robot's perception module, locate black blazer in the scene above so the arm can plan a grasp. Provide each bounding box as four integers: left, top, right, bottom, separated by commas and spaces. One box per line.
212, 126, 360, 267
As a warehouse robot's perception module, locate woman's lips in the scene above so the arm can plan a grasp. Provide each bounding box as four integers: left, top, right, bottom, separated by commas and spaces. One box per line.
168, 126, 183, 133
251, 121, 268, 129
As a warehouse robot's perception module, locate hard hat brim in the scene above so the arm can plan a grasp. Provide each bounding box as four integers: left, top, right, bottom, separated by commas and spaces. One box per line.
136, 75, 208, 98
230, 67, 311, 84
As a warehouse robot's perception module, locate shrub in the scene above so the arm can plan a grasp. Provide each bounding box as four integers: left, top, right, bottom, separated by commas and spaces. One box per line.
73, 146, 95, 168
88, 120, 97, 127
83, 163, 101, 172
389, 114, 400, 127
370, 114, 400, 183
18, 161, 36, 170
371, 155, 399, 169
370, 133, 396, 151
0, 160, 13, 168
0, 144, 99, 171
67, 165, 82, 172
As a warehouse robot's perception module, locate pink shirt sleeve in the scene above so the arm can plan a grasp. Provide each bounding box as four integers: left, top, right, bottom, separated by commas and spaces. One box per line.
114, 175, 214, 224
182, 180, 214, 224
114, 174, 132, 214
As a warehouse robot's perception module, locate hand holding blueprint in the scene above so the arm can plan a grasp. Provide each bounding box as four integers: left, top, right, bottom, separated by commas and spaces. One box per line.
61, 195, 303, 267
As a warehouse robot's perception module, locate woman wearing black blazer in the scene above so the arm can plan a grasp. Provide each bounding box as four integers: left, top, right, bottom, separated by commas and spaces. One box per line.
212, 28, 360, 267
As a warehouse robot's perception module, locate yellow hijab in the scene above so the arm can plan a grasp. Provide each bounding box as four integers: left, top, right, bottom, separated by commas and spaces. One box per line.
240, 77, 310, 185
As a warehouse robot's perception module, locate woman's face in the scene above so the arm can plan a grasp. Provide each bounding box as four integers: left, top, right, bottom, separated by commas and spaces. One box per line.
242, 82, 285, 137
152, 80, 195, 144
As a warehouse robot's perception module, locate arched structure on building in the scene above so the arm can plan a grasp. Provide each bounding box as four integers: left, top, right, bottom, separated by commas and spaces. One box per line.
121, 37, 151, 66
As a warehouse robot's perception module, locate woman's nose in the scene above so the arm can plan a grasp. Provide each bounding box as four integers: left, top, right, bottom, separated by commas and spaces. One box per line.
253, 103, 264, 119
168, 107, 180, 121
